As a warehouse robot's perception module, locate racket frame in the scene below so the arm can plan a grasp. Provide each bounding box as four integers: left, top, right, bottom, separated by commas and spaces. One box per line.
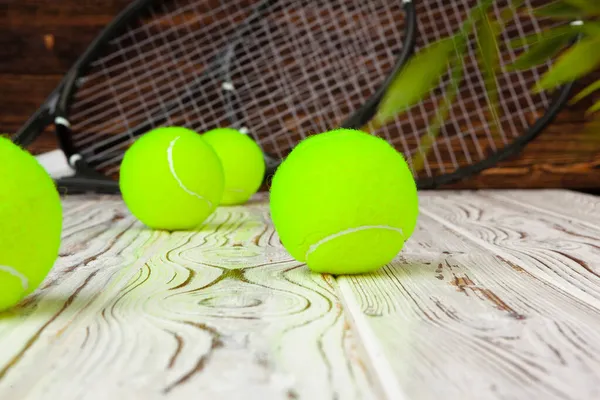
12, 0, 575, 193
16, 0, 420, 194
222, 0, 418, 178
13, 0, 157, 193
413, 23, 581, 189
417, 80, 575, 189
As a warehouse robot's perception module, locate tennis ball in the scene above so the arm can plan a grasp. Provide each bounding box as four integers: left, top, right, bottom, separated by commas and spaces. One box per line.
119, 126, 225, 231
0, 137, 62, 311
202, 128, 265, 205
269, 128, 419, 275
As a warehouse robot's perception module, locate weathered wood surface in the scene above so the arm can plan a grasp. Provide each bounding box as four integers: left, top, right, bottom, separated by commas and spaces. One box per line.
0, 194, 376, 400
1, 190, 599, 399
340, 190, 600, 400
2, 0, 600, 189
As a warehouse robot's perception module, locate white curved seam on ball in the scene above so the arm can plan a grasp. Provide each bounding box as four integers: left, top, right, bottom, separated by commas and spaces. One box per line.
0, 265, 29, 291
167, 136, 212, 208
305, 225, 405, 261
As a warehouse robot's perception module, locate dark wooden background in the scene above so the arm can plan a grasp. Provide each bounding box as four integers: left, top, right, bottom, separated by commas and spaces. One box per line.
2, 0, 600, 190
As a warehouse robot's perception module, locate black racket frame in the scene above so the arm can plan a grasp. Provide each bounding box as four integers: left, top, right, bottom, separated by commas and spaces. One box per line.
11, 0, 572, 193
11, 0, 417, 194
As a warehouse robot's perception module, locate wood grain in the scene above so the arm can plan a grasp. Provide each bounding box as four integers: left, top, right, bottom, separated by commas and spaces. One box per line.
338, 190, 600, 400
0, 194, 376, 400
485, 190, 600, 227
420, 191, 600, 306
1, 190, 600, 399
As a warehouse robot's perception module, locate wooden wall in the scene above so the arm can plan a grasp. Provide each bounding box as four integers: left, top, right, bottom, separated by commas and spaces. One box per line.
2, 0, 600, 190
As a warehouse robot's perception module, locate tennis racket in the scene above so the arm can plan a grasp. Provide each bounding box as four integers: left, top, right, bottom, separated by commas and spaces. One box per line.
380, 0, 578, 188
230, 0, 578, 188
11, 0, 417, 194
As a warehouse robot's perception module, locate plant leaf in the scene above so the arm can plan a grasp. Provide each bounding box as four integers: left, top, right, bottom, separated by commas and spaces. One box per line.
533, 1, 587, 18
499, 0, 525, 21
583, 22, 600, 36
475, 0, 527, 136
410, 0, 495, 172
562, 0, 600, 14
412, 43, 467, 173
534, 36, 600, 92
372, 36, 457, 126
474, 7, 504, 133
508, 24, 582, 49
587, 99, 600, 115
508, 33, 575, 71
569, 79, 600, 104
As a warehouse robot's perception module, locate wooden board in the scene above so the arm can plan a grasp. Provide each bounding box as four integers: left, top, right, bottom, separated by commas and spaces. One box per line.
0, 194, 376, 400
339, 190, 600, 400
1, 190, 600, 399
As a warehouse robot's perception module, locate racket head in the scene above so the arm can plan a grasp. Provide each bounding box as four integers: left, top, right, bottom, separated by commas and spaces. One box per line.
51, 0, 272, 181
226, 0, 575, 189
50, 0, 417, 187
20, 0, 571, 192
220, 0, 417, 168
368, 0, 576, 189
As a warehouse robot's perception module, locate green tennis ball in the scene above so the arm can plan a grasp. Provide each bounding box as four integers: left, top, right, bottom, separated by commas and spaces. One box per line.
269, 128, 419, 275
119, 126, 225, 231
0, 137, 62, 311
202, 128, 266, 205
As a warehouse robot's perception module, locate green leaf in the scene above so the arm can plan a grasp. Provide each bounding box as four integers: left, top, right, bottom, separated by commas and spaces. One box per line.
508, 24, 582, 50
474, 7, 504, 133
372, 36, 457, 126
534, 36, 600, 92
583, 22, 600, 36
474, 0, 527, 136
508, 33, 575, 71
533, 1, 586, 18
570, 79, 600, 104
562, 0, 600, 14
587, 99, 600, 115
412, 43, 467, 173
411, 0, 495, 171
498, 0, 525, 21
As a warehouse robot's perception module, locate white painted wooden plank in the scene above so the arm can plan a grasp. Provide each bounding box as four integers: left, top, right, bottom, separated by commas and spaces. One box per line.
0, 196, 169, 399
5, 190, 599, 400
420, 191, 600, 308
0, 194, 377, 400
338, 191, 600, 400
337, 281, 409, 400
485, 189, 600, 228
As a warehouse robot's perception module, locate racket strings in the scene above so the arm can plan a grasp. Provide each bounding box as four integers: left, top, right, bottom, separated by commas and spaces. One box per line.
73, 4, 221, 112
68, 0, 408, 177
372, 0, 559, 178
65, 0, 565, 184
225, 0, 406, 159
70, 0, 261, 166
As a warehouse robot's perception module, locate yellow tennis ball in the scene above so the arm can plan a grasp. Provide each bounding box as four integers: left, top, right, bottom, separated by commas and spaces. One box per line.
119, 126, 225, 231
202, 128, 265, 205
0, 137, 62, 311
269, 128, 419, 275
